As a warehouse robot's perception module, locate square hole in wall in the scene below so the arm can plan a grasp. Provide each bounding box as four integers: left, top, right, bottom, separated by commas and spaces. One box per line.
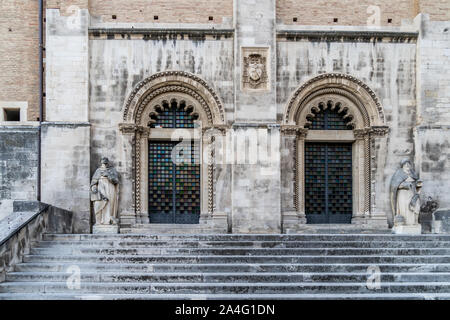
293, 17, 298, 22
3, 108, 20, 121
154, 15, 159, 20
209, 16, 213, 21
388, 18, 392, 23
333, 18, 338, 23
112, 15, 117, 20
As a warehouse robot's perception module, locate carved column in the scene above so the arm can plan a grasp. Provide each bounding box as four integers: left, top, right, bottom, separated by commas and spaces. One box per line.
118, 123, 138, 228
281, 126, 308, 230
367, 126, 390, 228
200, 128, 214, 224
118, 123, 149, 227
352, 128, 370, 224
136, 126, 150, 224
352, 126, 389, 227
199, 126, 229, 232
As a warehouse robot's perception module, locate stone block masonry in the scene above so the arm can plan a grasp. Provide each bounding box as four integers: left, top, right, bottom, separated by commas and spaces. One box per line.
232, 0, 281, 233
42, 8, 91, 233
45, 9, 89, 122
0, 126, 39, 219
414, 15, 450, 210
41, 123, 91, 233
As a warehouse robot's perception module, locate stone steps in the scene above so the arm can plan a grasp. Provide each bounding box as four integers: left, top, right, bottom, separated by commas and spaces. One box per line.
121, 223, 226, 234
6, 272, 450, 283
13, 262, 450, 273
42, 234, 450, 241
1, 233, 450, 299
28, 247, 450, 256
0, 293, 448, 300
22, 254, 450, 264
1, 281, 450, 294
34, 240, 450, 248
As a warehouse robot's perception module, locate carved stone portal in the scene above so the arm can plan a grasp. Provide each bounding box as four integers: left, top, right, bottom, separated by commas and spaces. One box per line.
242, 47, 269, 91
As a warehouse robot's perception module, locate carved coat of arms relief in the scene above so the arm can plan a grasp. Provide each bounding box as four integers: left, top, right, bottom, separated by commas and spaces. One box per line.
242, 48, 269, 91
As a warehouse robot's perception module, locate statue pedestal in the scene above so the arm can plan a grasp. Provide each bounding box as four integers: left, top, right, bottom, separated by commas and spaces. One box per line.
93, 224, 119, 234
392, 224, 422, 235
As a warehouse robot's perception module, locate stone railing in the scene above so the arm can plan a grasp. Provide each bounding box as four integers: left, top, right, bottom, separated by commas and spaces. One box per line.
0, 202, 73, 282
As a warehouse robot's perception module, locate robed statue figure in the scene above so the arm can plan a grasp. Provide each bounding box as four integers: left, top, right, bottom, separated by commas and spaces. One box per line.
389, 158, 422, 228
90, 157, 119, 225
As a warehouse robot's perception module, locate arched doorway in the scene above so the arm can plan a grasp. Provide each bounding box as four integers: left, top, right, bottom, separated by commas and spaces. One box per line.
119, 71, 226, 225
282, 73, 389, 227
304, 101, 355, 224
147, 99, 201, 224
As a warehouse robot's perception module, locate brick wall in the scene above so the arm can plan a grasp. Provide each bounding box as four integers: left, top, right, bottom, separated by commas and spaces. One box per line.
89, 0, 233, 23
419, 0, 450, 21
276, 0, 415, 26
0, 0, 39, 121
46, 0, 89, 12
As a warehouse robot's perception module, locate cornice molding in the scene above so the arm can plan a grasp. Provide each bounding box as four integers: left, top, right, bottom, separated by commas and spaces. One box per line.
277, 30, 418, 42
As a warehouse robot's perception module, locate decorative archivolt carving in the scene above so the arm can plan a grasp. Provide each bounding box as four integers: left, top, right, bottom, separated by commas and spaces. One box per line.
284, 73, 385, 127
136, 87, 214, 127
123, 71, 226, 125
120, 71, 227, 218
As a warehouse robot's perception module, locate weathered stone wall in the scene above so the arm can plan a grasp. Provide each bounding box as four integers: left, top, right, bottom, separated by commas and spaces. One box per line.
46, 9, 89, 122
42, 9, 91, 233
0, 126, 39, 218
231, 0, 281, 233
1, 1, 449, 121
89, 34, 234, 219
41, 123, 90, 233
415, 14, 450, 209
277, 35, 418, 219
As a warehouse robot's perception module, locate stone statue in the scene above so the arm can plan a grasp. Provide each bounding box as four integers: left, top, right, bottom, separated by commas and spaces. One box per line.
389, 158, 423, 234
90, 157, 119, 227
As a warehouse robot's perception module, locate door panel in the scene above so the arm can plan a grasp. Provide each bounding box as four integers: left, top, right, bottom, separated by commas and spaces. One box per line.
148, 141, 200, 224
305, 142, 352, 224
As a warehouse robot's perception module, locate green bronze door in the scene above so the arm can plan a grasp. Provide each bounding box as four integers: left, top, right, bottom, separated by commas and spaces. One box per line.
148, 141, 201, 224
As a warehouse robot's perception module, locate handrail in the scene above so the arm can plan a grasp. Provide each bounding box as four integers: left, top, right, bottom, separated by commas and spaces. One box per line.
0, 203, 49, 247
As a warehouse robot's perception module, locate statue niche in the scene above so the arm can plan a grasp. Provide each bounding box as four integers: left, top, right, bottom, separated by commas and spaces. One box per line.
90, 157, 120, 233
389, 158, 423, 234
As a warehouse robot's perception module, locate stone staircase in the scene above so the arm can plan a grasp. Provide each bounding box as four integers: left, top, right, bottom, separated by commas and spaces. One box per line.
1, 233, 450, 299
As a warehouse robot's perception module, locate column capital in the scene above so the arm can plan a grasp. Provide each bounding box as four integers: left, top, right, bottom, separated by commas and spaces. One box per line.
281, 125, 308, 138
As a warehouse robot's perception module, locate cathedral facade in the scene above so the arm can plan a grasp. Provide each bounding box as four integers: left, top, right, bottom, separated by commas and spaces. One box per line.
1, 0, 450, 234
